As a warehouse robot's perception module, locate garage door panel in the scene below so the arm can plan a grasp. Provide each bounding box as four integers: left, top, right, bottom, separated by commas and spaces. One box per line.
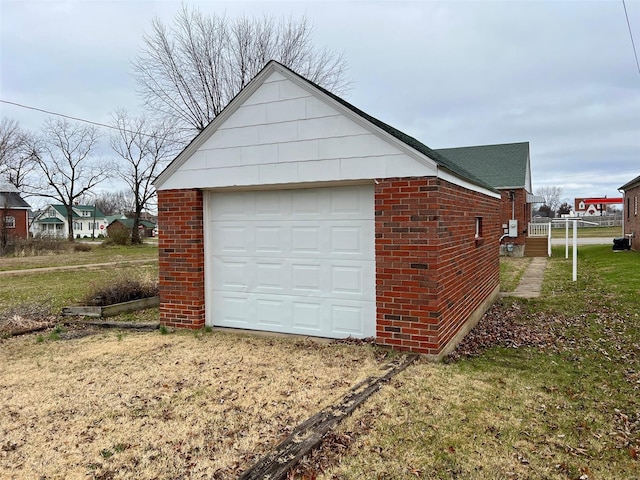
213, 226, 249, 253
330, 187, 368, 216
211, 257, 251, 291
291, 189, 321, 216
214, 294, 253, 326
255, 298, 288, 327
292, 302, 322, 331
207, 185, 375, 339
255, 262, 285, 292
210, 192, 254, 219
255, 226, 284, 253
291, 263, 322, 293
255, 190, 290, 216
331, 304, 364, 336
330, 226, 362, 254
291, 226, 321, 254
330, 265, 363, 295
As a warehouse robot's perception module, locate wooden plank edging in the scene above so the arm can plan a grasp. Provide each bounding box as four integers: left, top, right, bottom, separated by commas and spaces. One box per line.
61, 296, 159, 318
238, 353, 418, 480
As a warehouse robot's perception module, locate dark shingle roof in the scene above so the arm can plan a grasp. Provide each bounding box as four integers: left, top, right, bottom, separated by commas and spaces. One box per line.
0, 191, 31, 209
52, 205, 107, 218
435, 142, 530, 190
37, 217, 64, 224
620, 175, 640, 191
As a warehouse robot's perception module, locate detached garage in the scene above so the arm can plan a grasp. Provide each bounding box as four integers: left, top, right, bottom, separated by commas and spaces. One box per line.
155, 60, 501, 358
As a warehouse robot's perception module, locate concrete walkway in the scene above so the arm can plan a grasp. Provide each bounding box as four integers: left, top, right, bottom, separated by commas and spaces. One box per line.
0, 258, 156, 276
501, 257, 548, 299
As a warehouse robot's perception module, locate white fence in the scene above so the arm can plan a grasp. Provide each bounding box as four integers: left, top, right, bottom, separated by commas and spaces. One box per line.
532, 215, 622, 228
528, 222, 550, 237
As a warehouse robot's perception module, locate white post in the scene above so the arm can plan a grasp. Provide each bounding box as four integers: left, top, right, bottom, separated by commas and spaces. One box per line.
572, 219, 578, 282
565, 219, 569, 259
548, 222, 552, 257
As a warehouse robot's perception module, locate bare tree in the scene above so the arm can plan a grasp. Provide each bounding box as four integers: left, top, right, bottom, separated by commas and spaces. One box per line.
133, 6, 349, 134
110, 109, 178, 244
0, 118, 37, 190
78, 190, 135, 217
30, 118, 110, 241
536, 186, 563, 217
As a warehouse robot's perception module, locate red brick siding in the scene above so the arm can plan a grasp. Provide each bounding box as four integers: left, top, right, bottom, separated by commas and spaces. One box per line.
158, 189, 205, 329
499, 188, 529, 245
159, 180, 500, 356
624, 184, 640, 252
1, 208, 30, 239
375, 177, 500, 356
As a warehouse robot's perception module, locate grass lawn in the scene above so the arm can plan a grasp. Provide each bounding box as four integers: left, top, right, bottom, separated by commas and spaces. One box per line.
550, 225, 622, 239
0, 263, 158, 313
499, 256, 531, 292
0, 330, 389, 479
319, 245, 640, 479
1, 244, 639, 478
0, 243, 157, 271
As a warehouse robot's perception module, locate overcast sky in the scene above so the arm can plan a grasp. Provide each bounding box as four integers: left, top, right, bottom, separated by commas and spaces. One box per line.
1, 0, 639, 204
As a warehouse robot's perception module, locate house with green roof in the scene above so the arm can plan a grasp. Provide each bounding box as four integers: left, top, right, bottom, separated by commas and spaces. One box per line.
152, 60, 504, 358
436, 142, 545, 257
107, 218, 156, 238
32, 204, 108, 239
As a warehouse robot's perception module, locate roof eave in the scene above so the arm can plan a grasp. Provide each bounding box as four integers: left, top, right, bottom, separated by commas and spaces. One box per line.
619, 175, 640, 191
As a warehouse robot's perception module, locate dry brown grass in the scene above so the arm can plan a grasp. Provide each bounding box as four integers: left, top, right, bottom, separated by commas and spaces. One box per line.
0, 329, 388, 479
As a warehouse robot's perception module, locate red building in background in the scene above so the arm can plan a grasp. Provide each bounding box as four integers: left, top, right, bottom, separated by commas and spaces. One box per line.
1, 182, 31, 242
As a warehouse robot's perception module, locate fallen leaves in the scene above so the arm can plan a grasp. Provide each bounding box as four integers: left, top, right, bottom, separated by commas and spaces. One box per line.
445, 300, 555, 362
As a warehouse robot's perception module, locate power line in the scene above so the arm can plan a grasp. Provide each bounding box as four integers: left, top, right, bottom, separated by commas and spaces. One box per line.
622, 0, 640, 77
1, 98, 123, 131
0, 98, 188, 145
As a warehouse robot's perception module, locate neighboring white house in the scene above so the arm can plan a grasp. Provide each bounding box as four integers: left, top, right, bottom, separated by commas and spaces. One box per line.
31, 204, 108, 238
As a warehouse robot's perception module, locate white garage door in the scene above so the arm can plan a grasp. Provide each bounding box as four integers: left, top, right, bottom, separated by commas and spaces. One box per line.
206, 185, 376, 338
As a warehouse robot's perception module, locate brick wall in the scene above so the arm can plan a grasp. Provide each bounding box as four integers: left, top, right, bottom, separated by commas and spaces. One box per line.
375, 177, 500, 357
499, 188, 529, 245
624, 184, 640, 251
158, 189, 205, 329
158, 180, 500, 357
2, 209, 29, 239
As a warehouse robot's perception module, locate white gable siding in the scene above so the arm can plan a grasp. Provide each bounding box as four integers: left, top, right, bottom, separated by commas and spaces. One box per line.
158, 71, 437, 191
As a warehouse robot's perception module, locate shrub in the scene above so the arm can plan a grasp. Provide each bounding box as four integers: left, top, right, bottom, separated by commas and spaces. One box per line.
1, 236, 70, 257
73, 243, 92, 252
81, 277, 159, 306
102, 226, 130, 246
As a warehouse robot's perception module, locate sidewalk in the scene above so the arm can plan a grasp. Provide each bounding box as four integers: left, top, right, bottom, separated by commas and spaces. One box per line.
0, 258, 156, 276
550, 236, 614, 246
501, 257, 547, 299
